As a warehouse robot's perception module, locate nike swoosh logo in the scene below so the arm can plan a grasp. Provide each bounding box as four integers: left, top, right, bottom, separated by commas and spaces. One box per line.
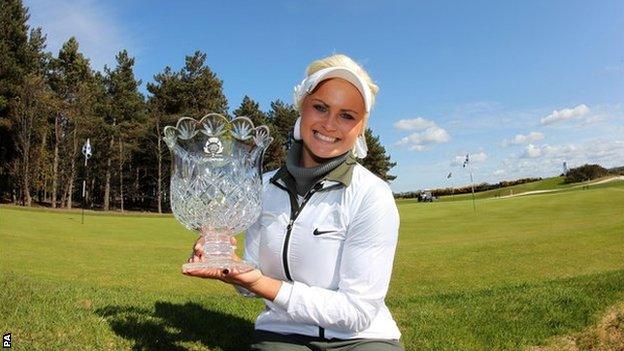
313, 229, 335, 236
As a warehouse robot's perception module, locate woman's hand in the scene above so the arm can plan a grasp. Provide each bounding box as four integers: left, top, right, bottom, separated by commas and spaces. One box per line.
183, 264, 264, 288
182, 237, 263, 288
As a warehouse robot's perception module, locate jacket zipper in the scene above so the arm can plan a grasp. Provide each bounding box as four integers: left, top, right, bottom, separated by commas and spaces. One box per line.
270, 178, 336, 339
282, 219, 294, 280
279, 182, 322, 281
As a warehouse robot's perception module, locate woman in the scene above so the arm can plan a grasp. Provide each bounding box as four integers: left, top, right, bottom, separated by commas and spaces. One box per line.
184, 54, 403, 350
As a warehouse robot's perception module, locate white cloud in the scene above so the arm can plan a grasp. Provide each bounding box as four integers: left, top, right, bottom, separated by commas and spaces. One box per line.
471, 151, 488, 163
396, 126, 450, 152
391, 102, 624, 191
521, 144, 575, 159
393, 117, 437, 131
577, 103, 624, 127
394, 117, 450, 151
520, 144, 582, 159
25, 0, 141, 71
499, 139, 624, 181
503, 131, 544, 146
521, 144, 542, 158
451, 151, 487, 166
540, 104, 590, 125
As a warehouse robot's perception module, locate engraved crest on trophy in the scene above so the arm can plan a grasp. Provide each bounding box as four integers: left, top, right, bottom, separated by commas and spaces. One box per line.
163, 113, 272, 272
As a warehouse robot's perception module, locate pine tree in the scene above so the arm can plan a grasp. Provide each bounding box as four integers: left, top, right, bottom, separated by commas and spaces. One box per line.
268, 99, 298, 141
49, 37, 95, 208
82, 72, 109, 209
360, 128, 397, 181
265, 99, 298, 170
0, 0, 31, 131
0, 0, 51, 204
233, 95, 266, 125
146, 66, 182, 212
14, 72, 48, 206
179, 51, 228, 116
103, 50, 145, 212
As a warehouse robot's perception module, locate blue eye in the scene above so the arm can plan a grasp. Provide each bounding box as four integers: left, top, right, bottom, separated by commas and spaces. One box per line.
314, 104, 327, 112
341, 113, 355, 120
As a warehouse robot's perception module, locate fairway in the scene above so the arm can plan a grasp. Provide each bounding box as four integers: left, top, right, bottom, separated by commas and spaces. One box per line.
1, 182, 623, 350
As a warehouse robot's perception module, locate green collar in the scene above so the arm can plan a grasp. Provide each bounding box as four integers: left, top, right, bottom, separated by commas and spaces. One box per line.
271, 153, 357, 192
323, 153, 357, 187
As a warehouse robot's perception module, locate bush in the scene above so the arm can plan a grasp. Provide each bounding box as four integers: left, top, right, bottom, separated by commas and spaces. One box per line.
564, 164, 609, 183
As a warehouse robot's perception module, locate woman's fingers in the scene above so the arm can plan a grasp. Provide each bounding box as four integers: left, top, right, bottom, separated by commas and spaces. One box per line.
189, 236, 205, 263
182, 267, 229, 281
230, 237, 237, 251
228, 236, 240, 260
193, 242, 204, 257
194, 241, 203, 250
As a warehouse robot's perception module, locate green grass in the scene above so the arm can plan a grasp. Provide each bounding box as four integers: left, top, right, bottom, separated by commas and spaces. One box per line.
439, 176, 575, 202
1, 181, 623, 350
397, 175, 622, 203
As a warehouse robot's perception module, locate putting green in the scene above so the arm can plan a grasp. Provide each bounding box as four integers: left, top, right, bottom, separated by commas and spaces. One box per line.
1, 181, 623, 350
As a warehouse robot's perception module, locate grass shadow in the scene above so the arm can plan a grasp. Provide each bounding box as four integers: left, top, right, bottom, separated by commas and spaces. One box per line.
95, 301, 254, 350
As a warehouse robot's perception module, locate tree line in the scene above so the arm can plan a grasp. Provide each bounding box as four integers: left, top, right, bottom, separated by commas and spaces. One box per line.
0, 0, 396, 213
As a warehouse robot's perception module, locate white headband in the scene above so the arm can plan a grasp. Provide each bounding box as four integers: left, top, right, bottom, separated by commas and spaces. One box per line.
293, 67, 373, 114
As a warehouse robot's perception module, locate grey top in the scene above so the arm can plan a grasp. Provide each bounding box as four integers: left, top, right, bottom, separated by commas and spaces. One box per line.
285, 141, 349, 196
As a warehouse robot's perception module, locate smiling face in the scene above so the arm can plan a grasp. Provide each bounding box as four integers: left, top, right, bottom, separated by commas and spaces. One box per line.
299, 78, 366, 168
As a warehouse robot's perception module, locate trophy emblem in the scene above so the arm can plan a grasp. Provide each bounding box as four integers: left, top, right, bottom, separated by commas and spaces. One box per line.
204, 137, 224, 159
163, 113, 272, 272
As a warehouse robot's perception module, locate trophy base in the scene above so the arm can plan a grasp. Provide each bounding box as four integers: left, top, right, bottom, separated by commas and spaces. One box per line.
182, 258, 255, 273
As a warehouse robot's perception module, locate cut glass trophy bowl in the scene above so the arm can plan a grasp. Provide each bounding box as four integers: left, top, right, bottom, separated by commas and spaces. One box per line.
163, 113, 272, 272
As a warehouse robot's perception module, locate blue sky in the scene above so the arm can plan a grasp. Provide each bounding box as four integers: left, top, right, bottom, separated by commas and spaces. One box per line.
25, 0, 624, 192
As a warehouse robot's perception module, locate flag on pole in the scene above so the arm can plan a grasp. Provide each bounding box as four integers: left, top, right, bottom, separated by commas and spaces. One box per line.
446, 172, 452, 179
81, 138, 93, 224
462, 152, 476, 212
82, 138, 92, 159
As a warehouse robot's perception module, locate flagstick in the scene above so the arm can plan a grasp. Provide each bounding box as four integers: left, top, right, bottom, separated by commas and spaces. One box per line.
447, 173, 455, 199
468, 158, 476, 212
82, 157, 87, 224
451, 183, 455, 199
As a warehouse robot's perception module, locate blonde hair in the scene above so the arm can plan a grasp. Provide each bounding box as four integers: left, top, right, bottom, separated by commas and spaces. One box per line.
306, 54, 379, 110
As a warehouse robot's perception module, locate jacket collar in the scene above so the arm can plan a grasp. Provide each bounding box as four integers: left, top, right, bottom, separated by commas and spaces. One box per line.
270, 153, 357, 192
323, 153, 357, 187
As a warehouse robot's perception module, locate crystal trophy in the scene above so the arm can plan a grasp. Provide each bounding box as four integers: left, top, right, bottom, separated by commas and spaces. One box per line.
163, 113, 272, 272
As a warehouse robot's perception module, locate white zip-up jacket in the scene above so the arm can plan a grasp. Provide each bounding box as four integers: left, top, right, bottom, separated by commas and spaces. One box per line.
241, 157, 402, 340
